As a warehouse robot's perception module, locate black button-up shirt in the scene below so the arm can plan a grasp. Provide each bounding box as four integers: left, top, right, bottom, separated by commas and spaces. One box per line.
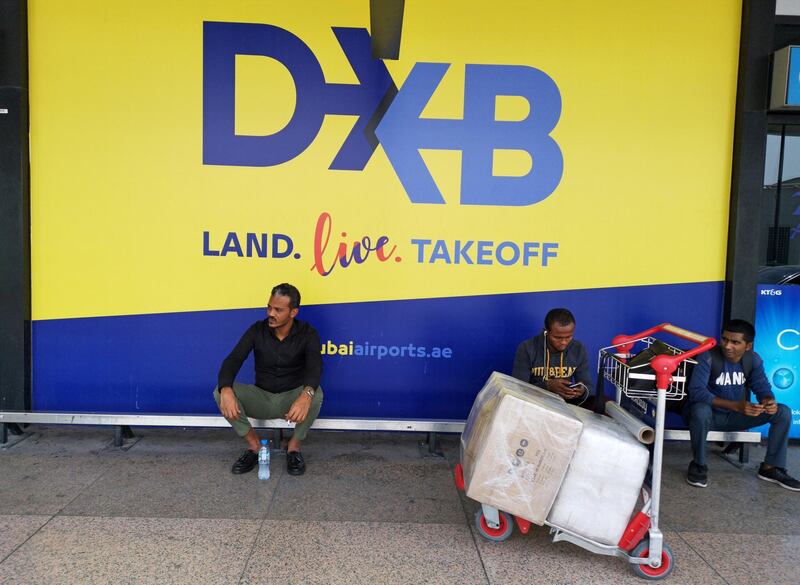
217, 318, 322, 393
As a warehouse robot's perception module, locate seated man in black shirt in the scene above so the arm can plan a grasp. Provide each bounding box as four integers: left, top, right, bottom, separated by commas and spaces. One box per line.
214, 283, 323, 476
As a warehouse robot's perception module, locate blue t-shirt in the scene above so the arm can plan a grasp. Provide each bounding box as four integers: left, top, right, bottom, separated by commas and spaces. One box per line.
688, 350, 773, 410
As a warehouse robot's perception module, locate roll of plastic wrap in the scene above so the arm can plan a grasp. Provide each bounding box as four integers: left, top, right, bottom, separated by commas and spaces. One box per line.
605, 401, 654, 444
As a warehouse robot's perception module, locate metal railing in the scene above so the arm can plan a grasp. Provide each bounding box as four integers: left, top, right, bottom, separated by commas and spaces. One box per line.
0, 411, 761, 446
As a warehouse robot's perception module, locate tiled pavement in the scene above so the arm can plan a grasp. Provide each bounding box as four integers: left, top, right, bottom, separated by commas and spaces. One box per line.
0, 426, 798, 584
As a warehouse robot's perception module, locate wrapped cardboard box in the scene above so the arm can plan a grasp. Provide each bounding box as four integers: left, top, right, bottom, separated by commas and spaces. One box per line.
547, 405, 649, 545
461, 372, 583, 524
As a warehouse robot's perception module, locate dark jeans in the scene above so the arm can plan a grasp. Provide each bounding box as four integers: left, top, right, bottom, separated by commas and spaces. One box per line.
686, 401, 791, 468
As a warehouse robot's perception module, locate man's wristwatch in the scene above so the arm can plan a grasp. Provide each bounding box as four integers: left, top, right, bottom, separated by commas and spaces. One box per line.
304, 387, 316, 399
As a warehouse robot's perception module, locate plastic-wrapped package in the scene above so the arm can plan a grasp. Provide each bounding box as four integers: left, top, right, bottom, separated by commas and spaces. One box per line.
547, 405, 649, 545
461, 372, 583, 524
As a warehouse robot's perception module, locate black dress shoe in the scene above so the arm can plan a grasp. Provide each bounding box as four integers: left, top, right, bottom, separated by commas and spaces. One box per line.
231, 450, 258, 474
287, 451, 306, 476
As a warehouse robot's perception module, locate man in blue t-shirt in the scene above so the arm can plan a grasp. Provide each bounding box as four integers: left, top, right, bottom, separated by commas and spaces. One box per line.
686, 319, 798, 491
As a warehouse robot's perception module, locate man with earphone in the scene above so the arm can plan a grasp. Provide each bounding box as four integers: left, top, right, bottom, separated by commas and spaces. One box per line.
511, 308, 594, 408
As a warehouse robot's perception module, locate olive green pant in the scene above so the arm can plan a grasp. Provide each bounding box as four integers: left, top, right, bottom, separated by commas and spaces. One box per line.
213, 383, 324, 441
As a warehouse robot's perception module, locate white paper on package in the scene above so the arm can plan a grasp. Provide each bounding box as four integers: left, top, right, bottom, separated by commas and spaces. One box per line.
547, 405, 649, 545
461, 372, 583, 525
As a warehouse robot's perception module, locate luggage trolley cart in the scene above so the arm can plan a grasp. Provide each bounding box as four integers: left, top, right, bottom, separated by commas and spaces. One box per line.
454, 323, 715, 580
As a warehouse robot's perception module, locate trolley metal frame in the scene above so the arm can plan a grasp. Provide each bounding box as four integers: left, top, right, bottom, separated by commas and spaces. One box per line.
456, 323, 716, 580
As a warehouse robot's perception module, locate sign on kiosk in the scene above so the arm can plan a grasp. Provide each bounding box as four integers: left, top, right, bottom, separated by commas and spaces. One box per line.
755, 285, 800, 439
770, 46, 800, 110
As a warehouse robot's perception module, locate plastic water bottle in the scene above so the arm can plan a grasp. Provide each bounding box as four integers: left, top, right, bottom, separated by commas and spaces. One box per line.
258, 439, 270, 480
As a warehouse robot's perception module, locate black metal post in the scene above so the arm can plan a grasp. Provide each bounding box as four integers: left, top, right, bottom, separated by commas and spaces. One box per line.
272, 428, 283, 451
419, 431, 443, 457
0, 0, 31, 413
724, 0, 776, 322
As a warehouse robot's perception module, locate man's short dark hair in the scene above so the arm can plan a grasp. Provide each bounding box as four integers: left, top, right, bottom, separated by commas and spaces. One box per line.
544, 308, 575, 331
271, 283, 301, 309
722, 319, 755, 343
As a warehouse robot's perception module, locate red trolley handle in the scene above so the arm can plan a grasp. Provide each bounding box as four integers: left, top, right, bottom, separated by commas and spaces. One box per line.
611, 323, 717, 390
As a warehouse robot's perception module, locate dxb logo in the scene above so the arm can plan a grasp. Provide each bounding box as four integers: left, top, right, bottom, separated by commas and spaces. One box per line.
203, 22, 563, 207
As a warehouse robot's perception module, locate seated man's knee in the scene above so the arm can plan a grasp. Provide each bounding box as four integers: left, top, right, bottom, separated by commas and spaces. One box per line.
688, 401, 712, 421
213, 386, 238, 416
775, 403, 791, 423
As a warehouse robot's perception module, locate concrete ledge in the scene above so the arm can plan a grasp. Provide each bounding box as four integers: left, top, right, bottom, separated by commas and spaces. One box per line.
0, 412, 762, 444
0, 411, 464, 434
663, 429, 761, 443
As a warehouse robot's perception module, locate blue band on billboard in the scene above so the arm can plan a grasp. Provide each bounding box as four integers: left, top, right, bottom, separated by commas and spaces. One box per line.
33, 281, 723, 419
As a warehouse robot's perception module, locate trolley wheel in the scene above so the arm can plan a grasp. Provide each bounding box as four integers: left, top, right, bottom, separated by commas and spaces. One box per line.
630, 539, 674, 580
474, 509, 513, 542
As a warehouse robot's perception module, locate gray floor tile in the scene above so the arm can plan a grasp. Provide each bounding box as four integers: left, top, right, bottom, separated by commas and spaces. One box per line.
241, 519, 488, 585
267, 459, 465, 524
296, 430, 420, 461
60, 454, 283, 519
299, 430, 456, 463
3, 426, 118, 455
658, 445, 800, 534
661, 440, 800, 478
0, 429, 795, 585
0, 455, 112, 515
123, 427, 247, 458
438, 435, 462, 464
681, 532, 800, 585
0, 431, 31, 450
474, 526, 725, 585
0, 516, 51, 562
123, 429, 455, 464
0, 516, 261, 585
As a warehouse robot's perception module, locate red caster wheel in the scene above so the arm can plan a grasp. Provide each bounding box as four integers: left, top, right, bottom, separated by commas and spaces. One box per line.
474, 509, 513, 542
630, 539, 674, 580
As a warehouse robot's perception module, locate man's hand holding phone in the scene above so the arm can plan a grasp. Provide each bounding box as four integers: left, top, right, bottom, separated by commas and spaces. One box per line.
546, 379, 586, 400
567, 381, 588, 400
